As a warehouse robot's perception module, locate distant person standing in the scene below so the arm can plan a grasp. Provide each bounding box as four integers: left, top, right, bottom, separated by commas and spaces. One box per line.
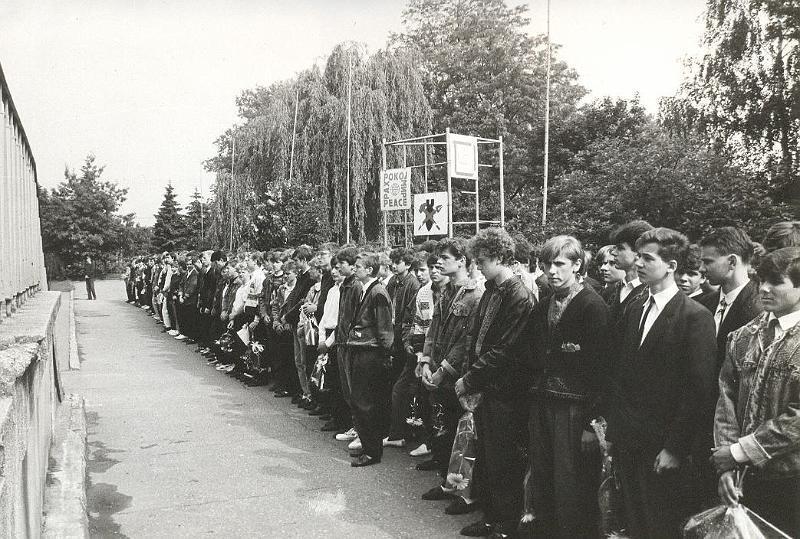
84, 255, 97, 300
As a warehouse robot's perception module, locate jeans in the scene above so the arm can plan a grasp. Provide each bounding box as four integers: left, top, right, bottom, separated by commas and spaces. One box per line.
292, 329, 310, 398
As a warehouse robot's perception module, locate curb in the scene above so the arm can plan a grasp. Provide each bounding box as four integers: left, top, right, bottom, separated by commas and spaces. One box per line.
42, 393, 88, 539
68, 290, 80, 370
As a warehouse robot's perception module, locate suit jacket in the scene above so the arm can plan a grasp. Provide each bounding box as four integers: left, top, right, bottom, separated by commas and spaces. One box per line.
699, 280, 763, 370
284, 269, 313, 326
199, 265, 220, 310
346, 280, 393, 351
182, 267, 200, 302
605, 291, 717, 455
609, 280, 647, 324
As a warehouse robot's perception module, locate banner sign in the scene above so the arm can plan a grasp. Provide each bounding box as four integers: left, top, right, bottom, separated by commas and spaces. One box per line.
447, 133, 478, 180
380, 167, 412, 210
414, 192, 448, 236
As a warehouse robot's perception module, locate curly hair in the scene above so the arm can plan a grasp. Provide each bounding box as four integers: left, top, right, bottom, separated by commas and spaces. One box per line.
468, 227, 516, 265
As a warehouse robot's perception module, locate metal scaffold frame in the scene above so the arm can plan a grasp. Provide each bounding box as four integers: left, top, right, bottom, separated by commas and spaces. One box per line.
380, 128, 505, 247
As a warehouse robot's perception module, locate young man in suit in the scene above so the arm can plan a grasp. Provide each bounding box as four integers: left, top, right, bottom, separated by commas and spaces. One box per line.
699, 227, 762, 370
522, 235, 610, 538
346, 251, 394, 467
712, 247, 800, 537
608, 220, 654, 322
603, 227, 717, 538
282, 245, 315, 408
455, 228, 535, 538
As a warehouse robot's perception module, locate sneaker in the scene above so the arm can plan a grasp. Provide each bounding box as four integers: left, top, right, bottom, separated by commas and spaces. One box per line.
223, 364, 235, 373
215, 363, 231, 371
175, 334, 187, 340
382, 436, 406, 448
347, 437, 362, 451
168, 329, 179, 336
336, 428, 358, 442
409, 443, 431, 457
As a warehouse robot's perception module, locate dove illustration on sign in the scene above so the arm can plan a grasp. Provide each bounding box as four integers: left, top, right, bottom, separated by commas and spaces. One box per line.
418, 198, 443, 232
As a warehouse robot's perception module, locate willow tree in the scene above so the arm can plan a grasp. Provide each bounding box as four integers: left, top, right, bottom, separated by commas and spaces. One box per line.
205, 43, 432, 248
660, 0, 800, 202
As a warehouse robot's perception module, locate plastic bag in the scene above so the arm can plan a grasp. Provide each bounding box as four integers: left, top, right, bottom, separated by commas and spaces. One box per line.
683, 504, 790, 539
591, 417, 625, 537
444, 411, 478, 499
310, 354, 327, 391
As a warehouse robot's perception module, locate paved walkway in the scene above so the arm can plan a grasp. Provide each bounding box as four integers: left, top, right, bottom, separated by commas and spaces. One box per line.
63, 280, 472, 538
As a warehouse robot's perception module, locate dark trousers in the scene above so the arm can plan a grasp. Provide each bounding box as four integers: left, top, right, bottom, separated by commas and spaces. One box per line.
616, 446, 695, 539
166, 296, 178, 330
429, 383, 462, 478
343, 347, 389, 460
742, 474, 800, 537
474, 395, 527, 526
271, 331, 295, 390
526, 398, 599, 538
325, 347, 350, 427
86, 277, 96, 300
389, 354, 417, 440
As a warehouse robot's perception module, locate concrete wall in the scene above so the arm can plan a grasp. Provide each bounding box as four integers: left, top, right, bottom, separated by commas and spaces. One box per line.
0, 291, 67, 538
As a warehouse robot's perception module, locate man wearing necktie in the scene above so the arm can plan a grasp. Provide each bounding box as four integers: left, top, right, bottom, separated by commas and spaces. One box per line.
712, 247, 800, 537
602, 228, 716, 538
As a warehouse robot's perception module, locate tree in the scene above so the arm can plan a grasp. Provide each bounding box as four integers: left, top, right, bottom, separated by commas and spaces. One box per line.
185, 188, 212, 250
152, 184, 187, 252
38, 154, 129, 277
660, 0, 800, 203
205, 43, 432, 246
511, 125, 793, 248
391, 0, 587, 206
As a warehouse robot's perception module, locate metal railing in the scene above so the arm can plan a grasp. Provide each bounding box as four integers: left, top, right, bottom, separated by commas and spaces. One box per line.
0, 61, 46, 319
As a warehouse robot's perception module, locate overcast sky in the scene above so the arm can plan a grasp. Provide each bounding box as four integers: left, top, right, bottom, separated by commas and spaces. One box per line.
0, 0, 704, 226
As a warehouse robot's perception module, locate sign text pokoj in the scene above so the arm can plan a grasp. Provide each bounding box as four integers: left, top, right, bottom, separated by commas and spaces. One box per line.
380, 167, 412, 210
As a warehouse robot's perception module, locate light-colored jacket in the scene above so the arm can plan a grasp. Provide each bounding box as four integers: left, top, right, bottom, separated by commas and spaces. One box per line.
715, 312, 800, 479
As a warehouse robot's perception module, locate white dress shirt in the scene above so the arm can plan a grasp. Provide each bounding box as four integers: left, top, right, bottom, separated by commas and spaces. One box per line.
360, 277, 377, 301
714, 281, 749, 334
639, 282, 680, 345
620, 276, 642, 303
318, 283, 341, 347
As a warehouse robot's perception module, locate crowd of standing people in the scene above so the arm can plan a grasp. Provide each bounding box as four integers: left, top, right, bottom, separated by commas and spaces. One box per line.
120, 220, 800, 538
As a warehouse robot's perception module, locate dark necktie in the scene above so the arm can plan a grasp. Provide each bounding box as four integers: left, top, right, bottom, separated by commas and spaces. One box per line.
638, 296, 656, 344
764, 318, 780, 349
714, 297, 728, 335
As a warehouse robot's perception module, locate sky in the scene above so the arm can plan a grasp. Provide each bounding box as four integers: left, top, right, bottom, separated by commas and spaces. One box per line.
0, 0, 705, 226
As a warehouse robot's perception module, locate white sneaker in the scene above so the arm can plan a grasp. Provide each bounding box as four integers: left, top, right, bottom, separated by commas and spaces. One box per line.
175, 334, 187, 340
409, 443, 431, 457
168, 330, 179, 336
335, 428, 357, 442
382, 436, 406, 448
348, 437, 362, 451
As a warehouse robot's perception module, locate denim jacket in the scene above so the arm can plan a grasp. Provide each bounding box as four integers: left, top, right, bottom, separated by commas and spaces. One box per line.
422, 279, 483, 382
715, 312, 800, 479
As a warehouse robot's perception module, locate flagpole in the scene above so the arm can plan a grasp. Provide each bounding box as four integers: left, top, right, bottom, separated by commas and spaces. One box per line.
542, 0, 551, 227
345, 49, 353, 244
289, 88, 299, 184
229, 129, 235, 251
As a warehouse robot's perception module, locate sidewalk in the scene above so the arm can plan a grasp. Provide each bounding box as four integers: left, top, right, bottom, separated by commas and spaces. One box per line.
63, 280, 471, 538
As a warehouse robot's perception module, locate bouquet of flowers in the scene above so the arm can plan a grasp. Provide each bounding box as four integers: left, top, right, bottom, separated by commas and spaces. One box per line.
310, 354, 328, 391
591, 417, 625, 537
444, 407, 480, 499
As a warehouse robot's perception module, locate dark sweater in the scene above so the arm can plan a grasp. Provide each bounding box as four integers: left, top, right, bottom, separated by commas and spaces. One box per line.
530, 286, 611, 404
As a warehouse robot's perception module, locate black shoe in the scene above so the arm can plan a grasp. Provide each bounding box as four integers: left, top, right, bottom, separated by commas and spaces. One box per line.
274, 390, 291, 398
185, 339, 196, 345
422, 486, 453, 501
308, 407, 325, 416
318, 414, 332, 421
246, 377, 269, 387
351, 454, 380, 467
446, 497, 481, 515
320, 420, 339, 432
301, 398, 315, 410
416, 459, 440, 471
291, 395, 300, 404
460, 520, 493, 537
